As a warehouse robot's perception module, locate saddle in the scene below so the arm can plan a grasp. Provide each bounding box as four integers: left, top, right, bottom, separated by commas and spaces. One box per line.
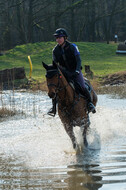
69, 80, 92, 98
61, 68, 92, 98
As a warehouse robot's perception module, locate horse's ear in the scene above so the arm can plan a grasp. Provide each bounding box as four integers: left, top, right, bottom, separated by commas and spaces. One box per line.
42, 62, 48, 70
52, 61, 58, 69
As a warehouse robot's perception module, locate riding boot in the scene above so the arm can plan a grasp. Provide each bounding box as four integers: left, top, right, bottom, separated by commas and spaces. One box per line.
83, 87, 96, 114
47, 97, 57, 117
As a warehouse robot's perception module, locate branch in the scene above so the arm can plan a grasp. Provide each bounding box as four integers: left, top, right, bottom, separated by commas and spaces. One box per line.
94, 5, 126, 23
8, 0, 25, 8
32, 1, 52, 17
33, 0, 85, 26
33, 21, 44, 30
0, 0, 25, 15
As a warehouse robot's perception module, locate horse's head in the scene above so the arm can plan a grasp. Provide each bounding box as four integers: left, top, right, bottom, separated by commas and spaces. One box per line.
42, 62, 61, 99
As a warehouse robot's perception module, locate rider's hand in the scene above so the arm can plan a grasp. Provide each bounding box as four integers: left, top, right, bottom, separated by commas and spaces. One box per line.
71, 70, 79, 79
75, 70, 80, 75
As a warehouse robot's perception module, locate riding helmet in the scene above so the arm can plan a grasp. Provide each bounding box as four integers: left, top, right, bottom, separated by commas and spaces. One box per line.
53, 28, 68, 37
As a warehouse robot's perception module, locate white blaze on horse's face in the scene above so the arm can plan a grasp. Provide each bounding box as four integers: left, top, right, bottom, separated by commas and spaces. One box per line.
47, 75, 58, 99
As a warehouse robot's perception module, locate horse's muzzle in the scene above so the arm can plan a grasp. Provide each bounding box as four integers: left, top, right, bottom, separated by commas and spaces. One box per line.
48, 92, 56, 99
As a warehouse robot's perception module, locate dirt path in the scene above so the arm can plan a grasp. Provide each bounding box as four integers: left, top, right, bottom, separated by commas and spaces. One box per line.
101, 71, 126, 85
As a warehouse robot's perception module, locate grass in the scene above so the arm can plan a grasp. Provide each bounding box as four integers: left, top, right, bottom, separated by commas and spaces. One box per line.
78, 42, 126, 76
0, 107, 16, 118
0, 41, 126, 82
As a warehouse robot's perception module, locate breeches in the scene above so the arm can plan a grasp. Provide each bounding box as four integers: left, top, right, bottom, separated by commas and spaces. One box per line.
76, 71, 86, 89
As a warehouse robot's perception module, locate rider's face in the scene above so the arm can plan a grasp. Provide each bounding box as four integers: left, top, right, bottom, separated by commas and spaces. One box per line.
56, 36, 65, 46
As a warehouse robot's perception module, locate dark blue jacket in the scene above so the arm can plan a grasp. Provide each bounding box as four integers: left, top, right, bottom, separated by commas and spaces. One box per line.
53, 41, 81, 72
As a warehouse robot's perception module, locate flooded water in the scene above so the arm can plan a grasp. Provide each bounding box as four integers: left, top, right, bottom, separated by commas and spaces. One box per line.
0, 86, 126, 190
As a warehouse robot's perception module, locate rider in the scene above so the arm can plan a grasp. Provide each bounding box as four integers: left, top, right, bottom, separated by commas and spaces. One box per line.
48, 28, 96, 116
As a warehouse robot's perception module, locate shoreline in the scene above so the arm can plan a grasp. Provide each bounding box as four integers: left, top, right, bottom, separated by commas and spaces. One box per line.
0, 70, 126, 92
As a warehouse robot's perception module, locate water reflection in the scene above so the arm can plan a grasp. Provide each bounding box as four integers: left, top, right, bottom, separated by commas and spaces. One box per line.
1, 147, 126, 190
0, 155, 67, 189
0, 153, 103, 190
67, 163, 102, 190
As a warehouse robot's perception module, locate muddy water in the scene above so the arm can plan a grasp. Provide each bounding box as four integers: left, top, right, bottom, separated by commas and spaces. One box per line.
0, 87, 126, 190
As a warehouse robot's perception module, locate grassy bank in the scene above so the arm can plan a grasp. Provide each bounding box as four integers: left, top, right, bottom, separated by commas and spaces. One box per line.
0, 41, 126, 82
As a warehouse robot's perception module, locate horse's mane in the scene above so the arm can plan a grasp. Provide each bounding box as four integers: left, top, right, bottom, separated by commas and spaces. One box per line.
45, 63, 92, 97
45, 64, 59, 79
46, 69, 58, 79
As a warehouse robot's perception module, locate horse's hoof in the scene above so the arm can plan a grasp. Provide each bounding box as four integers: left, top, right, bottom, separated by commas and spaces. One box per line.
73, 142, 77, 149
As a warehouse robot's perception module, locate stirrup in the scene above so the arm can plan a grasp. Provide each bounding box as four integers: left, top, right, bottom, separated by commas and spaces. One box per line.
47, 108, 56, 117
88, 103, 96, 114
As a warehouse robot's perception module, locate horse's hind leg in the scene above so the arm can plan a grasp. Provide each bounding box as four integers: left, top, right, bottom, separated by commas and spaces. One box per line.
64, 124, 77, 149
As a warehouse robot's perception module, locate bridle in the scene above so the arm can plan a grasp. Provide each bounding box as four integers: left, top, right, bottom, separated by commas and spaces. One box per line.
46, 68, 80, 114
46, 69, 68, 93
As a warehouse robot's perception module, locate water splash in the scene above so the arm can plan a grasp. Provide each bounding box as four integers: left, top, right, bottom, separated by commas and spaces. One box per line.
0, 91, 126, 168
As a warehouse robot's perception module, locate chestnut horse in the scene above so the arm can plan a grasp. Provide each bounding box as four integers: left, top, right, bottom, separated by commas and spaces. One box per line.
43, 62, 97, 149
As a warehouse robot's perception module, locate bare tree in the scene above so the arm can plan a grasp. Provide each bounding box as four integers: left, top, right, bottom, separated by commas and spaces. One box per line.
1, 0, 126, 49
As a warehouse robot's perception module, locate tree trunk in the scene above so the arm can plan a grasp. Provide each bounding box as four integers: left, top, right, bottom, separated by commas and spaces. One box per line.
70, 0, 76, 41
17, 4, 27, 44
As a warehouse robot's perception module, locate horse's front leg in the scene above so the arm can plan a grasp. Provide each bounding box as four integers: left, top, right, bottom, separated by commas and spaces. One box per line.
82, 115, 90, 147
64, 124, 77, 149
83, 125, 88, 147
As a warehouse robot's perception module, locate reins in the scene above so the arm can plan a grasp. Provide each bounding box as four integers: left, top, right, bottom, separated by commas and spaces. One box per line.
47, 69, 68, 92
46, 68, 80, 115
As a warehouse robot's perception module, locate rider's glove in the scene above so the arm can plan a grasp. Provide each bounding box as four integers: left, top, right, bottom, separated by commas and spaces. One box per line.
75, 70, 80, 75
71, 70, 79, 79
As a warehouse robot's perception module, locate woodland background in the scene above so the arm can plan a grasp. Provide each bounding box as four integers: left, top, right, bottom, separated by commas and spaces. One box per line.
0, 0, 126, 50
